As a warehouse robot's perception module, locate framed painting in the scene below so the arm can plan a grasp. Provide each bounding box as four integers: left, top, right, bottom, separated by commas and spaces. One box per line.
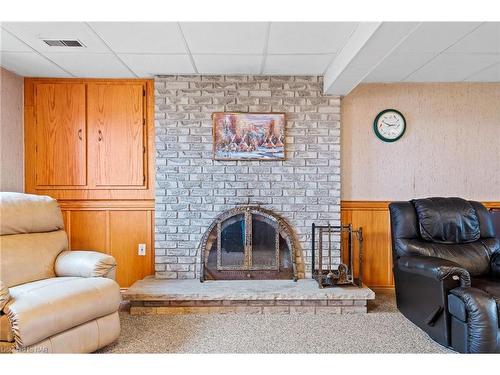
212, 112, 286, 161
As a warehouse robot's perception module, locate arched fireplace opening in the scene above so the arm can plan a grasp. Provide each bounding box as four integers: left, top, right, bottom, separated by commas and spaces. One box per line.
199, 206, 298, 281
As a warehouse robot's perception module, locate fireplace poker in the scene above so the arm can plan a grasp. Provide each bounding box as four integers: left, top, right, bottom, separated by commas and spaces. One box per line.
326, 223, 334, 280
318, 227, 323, 284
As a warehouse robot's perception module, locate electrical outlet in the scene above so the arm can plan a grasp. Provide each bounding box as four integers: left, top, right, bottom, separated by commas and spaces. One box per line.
138, 243, 146, 256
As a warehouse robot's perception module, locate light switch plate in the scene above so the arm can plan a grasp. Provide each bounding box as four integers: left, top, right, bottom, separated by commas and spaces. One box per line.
138, 243, 146, 256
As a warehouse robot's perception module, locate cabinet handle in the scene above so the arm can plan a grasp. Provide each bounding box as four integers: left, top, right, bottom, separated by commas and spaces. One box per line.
98, 130, 103, 142
78, 129, 83, 140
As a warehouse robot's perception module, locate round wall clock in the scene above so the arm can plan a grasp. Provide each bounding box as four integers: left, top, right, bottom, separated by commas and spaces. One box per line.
373, 109, 406, 142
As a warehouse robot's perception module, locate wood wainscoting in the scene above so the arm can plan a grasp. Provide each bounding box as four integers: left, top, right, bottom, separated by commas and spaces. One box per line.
59, 200, 155, 288
341, 201, 500, 289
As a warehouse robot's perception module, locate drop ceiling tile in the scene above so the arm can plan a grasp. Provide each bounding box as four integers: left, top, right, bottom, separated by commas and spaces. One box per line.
1, 22, 110, 54
119, 54, 194, 76
180, 22, 268, 54
193, 54, 262, 74
405, 53, 500, 82
0, 51, 70, 77
464, 62, 500, 82
43, 53, 134, 78
268, 22, 357, 54
363, 52, 436, 82
395, 22, 482, 53
89, 22, 186, 54
0, 29, 32, 52
264, 54, 334, 75
447, 22, 500, 54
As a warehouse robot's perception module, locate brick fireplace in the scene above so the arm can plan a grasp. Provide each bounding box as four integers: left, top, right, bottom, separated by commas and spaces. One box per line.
154, 75, 341, 280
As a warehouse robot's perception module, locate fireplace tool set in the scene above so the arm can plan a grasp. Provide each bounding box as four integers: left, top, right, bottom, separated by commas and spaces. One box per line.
311, 223, 363, 288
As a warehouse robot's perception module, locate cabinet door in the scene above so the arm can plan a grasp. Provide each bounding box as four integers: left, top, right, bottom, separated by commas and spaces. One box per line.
88, 84, 145, 187
35, 83, 86, 186
109, 210, 153, 287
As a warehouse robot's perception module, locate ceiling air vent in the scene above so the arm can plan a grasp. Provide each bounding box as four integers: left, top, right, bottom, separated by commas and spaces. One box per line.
42, 39, 85, 47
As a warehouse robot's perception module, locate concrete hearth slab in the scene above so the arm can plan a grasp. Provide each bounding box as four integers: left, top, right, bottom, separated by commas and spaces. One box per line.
124, 277, 375, 301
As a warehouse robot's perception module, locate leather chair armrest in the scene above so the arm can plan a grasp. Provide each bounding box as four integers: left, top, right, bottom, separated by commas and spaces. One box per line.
0, 281, 10, 312
55, 251, 117, 279
449, 287, 499, 353
397, 256, 471, 287
491, 251, 500, 279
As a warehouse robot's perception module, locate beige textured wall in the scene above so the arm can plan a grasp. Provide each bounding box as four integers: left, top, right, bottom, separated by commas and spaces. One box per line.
341, 83, 500, 201
0, 67, 24, 192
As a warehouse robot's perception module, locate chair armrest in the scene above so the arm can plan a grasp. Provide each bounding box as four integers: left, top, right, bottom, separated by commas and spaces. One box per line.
397, 256, 471, 287
0, 281, 10, 312
491, 251, 500, 279
55, 251, 117, 279
449, 287, 499, 353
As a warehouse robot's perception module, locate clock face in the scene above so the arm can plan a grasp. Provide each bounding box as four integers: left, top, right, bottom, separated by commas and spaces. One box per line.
374, 109, 406, 142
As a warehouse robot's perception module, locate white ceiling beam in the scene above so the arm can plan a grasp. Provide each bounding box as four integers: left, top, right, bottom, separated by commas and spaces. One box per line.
323, 22, 420, 96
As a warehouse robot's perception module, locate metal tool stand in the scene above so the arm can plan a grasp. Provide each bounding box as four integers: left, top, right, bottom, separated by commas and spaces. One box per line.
311, 223, 363, 288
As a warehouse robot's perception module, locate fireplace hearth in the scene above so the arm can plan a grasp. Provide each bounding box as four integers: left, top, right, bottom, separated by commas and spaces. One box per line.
199, 205, 298, 281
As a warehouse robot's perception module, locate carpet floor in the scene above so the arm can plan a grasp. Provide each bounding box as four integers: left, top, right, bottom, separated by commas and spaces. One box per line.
98, 292, 453, 354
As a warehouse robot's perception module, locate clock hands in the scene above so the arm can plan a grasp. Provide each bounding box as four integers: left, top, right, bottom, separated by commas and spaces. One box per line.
381, 120, 399, 127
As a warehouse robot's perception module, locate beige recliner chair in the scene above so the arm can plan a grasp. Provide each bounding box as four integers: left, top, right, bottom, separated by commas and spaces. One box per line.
0, 192, 121, 353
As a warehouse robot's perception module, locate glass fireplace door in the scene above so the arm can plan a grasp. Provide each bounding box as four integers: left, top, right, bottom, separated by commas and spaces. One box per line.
250, 214, 279, 269
216, 211, 280, 271
218, 213, 246, 268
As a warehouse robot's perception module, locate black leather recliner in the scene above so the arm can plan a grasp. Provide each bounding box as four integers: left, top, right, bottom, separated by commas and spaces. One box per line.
389, 197, 500, 353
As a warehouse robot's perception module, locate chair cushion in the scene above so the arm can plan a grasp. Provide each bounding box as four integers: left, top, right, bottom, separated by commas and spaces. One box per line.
472, 278, 500, 328
16, 312, 120, 353
3, 277, 121, 348
413, 197, 480, 244
0, 230, 68, 287
0, 192, 63, 236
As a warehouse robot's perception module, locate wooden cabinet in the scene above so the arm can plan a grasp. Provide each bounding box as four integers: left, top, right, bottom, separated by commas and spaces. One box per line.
25, 78, 155, 288
35, 83, 86, 187
88, 83, 145, 188
25, 78, 154, 200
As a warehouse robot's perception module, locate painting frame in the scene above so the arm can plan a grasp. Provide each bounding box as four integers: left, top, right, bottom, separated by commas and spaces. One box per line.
212, 112, 286, 161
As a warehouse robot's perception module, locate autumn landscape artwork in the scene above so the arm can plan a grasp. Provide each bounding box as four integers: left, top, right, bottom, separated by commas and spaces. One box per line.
213, 112, 286, 160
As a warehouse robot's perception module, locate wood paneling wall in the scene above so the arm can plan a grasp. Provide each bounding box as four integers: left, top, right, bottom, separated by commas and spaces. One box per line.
341, 201, 500, 289
60, 200, 154, 288
25, 78, 155, 288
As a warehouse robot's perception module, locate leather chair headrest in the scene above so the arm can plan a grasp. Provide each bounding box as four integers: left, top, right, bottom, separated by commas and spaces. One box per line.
412, 197, 480, 244
0, 192, 64, 236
